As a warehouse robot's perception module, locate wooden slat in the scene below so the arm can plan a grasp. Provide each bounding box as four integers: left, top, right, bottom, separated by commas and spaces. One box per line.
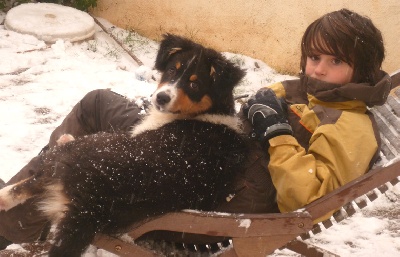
366, 189, 379, 202
374, 101, 400, 135
391, 72, 400, 90
126, 211, 313, 240
354, 196, 368, 209
285, 239, 340, 257
311, 224, 322, 235
218, 247, 240, 257
321, 218, 334, 229
93, 234, 159, 257
233, 235, 299, 257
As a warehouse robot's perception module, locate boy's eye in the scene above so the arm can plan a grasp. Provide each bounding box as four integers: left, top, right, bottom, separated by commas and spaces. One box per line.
332, 58, 343, 65
309, 55, 320, 61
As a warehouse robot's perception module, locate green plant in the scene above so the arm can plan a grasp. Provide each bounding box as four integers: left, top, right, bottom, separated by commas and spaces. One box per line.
0, 0, 30, 11
0, 0, 97, 12
70, 0, 97, 11
42, 0, 97, 11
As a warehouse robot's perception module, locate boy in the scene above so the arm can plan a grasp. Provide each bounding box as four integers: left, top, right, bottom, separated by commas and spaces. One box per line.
241, 8, 392, 216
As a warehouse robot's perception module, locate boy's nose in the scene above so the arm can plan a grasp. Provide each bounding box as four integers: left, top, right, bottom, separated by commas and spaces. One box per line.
314, 62, 327, 76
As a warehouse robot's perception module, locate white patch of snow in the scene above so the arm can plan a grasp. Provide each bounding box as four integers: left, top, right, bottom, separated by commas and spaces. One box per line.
238, 219, 251, 229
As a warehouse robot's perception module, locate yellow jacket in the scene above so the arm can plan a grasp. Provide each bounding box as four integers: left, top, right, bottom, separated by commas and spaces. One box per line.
266, 74, 391, 220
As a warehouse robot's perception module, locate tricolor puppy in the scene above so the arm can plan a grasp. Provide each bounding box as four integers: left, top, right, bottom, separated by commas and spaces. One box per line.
0, 34, 247, 257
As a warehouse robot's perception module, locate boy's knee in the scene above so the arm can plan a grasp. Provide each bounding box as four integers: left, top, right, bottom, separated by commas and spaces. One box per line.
77, 89, 113, 130
82, 89, 110, 99
79, 89, 120, 117
80, 89, 110, 111
82, 89, 118, 100
81, 89, 142, 133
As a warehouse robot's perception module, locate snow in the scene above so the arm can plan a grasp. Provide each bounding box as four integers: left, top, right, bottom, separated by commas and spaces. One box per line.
0, 9, 399, 257
238, 219, 252, 230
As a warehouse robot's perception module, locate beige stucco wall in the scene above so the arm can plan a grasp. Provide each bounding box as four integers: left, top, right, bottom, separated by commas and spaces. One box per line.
91, 0, 400, 75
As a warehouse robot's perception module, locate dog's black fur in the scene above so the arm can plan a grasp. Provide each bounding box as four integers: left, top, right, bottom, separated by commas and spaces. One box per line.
0, 34, 247, 257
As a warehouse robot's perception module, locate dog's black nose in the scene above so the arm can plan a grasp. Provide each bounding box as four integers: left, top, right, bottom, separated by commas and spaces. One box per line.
156, 92, 171, 105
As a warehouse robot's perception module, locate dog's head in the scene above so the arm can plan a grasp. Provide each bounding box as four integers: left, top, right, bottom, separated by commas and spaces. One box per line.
152, 34, 246, 115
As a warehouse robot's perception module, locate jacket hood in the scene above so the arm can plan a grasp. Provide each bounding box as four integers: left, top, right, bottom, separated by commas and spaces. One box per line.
302, 71, 392, 107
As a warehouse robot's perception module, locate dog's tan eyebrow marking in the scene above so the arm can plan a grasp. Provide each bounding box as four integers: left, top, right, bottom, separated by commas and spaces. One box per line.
190, 74, 197, 81
175, 62, 181, 69
169, 47, 182, 55
210, 66, 216, 76
176, 55, 197, 82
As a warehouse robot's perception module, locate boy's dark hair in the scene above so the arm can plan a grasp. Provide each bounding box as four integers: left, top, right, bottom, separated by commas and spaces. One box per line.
300, 9, 385, 84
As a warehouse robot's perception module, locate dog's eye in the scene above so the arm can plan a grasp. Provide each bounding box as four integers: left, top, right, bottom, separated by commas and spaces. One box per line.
190, 82, 199, 91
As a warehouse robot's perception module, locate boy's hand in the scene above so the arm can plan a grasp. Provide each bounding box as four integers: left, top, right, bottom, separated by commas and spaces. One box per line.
242, 88, 292, 144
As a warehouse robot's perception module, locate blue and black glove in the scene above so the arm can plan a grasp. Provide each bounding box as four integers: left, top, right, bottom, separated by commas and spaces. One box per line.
242, 88, 292, 144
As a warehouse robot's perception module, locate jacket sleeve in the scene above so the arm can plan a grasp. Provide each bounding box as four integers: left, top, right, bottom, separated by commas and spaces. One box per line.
267, 110, 378, 219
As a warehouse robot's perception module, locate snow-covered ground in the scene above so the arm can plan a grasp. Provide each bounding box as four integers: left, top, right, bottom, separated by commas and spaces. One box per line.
0, 10, 399, 257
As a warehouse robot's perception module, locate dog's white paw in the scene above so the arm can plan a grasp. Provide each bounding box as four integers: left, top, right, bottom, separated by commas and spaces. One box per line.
56, 134, 75, 146
0, 185, 19, 211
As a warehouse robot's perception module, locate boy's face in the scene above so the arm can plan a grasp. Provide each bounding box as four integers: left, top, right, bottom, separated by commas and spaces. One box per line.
305, 53, 354, 84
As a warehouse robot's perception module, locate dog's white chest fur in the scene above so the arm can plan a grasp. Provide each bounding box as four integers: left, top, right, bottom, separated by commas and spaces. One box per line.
130, 108, 242, 137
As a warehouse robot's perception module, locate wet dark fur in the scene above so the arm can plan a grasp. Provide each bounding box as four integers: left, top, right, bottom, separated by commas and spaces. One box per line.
2, 34, 247, 257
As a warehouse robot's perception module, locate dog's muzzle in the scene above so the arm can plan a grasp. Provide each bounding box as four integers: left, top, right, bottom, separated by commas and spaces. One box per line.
155, 91, 171, 106
152, 90, 173, 112
152, 84, 177, 112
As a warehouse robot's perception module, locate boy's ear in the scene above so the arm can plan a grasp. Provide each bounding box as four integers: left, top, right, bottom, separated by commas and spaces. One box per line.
155, 33, 191, 72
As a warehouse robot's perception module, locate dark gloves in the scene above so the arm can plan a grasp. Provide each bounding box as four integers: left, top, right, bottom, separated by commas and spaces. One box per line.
242, 88, 292, 144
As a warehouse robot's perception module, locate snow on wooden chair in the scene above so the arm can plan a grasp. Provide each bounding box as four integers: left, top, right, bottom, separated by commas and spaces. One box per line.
93, 74, 400, 257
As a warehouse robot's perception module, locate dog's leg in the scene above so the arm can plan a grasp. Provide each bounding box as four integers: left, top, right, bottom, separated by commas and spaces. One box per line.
48, 212, 97, 257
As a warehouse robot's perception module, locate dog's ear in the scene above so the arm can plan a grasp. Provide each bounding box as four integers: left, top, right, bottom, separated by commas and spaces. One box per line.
155, 33, 195, 72
207, 50, 246, 114
209, 52, 246, 91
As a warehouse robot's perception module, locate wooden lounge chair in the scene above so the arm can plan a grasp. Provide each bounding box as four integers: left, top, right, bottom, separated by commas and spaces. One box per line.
1, 76, 398, 257
93, 79, 400, 257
